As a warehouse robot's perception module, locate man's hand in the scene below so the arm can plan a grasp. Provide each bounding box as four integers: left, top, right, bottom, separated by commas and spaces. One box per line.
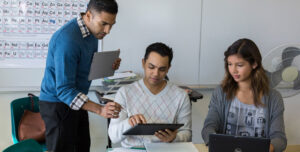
112, 58, 121, 70
98, 102, 121, 118
128, 114, 147, 127
82, 100, 121, 119
155, 129, 177, 143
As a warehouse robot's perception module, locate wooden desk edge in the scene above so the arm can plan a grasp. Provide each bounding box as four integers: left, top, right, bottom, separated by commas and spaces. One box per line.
193, 144, 300, 152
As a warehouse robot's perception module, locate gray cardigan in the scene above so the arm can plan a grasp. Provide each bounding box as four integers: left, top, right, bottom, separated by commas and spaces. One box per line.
201, 86, 287, 152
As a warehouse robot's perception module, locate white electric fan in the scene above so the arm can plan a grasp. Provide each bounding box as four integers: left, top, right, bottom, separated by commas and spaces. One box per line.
263, 44, 300, 98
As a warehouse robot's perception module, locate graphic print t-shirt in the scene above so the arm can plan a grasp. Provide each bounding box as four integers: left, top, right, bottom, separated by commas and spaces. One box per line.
226, 97, 266, 137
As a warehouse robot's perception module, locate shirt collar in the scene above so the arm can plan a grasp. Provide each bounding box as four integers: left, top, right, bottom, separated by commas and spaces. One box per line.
77, 13, 90, 38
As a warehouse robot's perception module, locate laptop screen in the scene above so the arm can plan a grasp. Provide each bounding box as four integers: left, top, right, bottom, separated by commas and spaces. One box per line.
209, 134, 270, 152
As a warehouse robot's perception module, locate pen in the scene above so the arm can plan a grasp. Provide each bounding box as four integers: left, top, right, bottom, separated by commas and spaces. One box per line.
96, 94, 128, 114
96, 80, 128, 115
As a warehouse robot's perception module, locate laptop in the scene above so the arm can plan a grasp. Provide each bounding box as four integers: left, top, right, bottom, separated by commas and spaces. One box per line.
209, 134, 270, 152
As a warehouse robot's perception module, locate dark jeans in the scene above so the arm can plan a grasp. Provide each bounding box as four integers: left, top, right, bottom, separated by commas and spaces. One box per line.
39, 101, 90, 152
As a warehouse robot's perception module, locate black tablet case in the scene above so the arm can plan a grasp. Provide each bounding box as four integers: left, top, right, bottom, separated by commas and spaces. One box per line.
123, 123, 184, 135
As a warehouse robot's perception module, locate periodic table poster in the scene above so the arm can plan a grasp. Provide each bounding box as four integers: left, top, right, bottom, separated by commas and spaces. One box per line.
0, 0, 90, 68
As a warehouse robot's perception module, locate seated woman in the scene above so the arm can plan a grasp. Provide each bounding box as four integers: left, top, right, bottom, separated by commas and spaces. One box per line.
201, 38, 287, 152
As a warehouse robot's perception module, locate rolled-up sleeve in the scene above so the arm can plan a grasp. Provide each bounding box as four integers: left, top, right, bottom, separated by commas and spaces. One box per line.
70, 92, 89, 110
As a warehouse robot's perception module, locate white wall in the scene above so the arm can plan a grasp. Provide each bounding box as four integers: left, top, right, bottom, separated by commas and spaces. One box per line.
200, 0, 300, 85
103, 0, 202, 85
0, 0, 202, 92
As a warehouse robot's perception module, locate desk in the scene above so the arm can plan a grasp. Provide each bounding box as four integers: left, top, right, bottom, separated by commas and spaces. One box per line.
107, 144, 300, 152
193, 144, 300, 152
285, 145, 300, 152
194, 144, 208, 152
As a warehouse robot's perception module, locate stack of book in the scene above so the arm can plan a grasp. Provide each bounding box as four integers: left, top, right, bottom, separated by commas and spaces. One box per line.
100, 72, 140, 94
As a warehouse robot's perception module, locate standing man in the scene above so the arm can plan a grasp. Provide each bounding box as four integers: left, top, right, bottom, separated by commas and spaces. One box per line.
108, 42, 192, 148
39, 0, 121, 151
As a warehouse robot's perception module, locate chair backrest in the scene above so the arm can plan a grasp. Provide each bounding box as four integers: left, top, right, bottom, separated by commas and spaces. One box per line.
3, 139, 43, 152
10, 95, 39, 143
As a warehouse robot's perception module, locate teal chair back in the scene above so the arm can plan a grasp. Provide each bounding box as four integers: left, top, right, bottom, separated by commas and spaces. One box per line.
3, 139, 43, 152
10, 94, 47, 151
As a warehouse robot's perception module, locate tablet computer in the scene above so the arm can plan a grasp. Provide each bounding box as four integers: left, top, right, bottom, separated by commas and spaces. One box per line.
88, 49, 120, 80
123, 123, 184, 135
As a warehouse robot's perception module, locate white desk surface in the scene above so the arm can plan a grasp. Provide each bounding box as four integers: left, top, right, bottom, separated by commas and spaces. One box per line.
194, 144, 208, 152
107, 144, 300, 152
194, 144, 300, 152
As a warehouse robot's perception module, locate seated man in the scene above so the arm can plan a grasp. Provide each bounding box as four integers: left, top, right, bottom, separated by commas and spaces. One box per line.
108, 42, 192, 148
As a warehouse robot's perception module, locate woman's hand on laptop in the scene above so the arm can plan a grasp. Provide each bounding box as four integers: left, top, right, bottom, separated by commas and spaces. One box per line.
128, 114, 147, 126
155, 129, 177, 143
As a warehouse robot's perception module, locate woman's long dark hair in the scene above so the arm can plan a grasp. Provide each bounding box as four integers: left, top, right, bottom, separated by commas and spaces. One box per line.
221, 38, 269, 107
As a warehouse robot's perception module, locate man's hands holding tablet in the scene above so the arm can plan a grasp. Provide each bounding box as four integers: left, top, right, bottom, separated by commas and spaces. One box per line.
154, 129, 177, 142
128, 114, 177, 142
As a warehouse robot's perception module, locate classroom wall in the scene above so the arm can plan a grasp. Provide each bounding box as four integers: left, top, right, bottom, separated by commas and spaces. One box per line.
1, 0, 300, 151
0, 0, 202, 92
103, 0, 202, 85
199, 0, 300, 85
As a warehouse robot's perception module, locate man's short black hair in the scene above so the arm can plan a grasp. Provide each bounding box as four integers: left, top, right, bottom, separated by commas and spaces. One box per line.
87, 0, 118, 14
144, 42, 173, 66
